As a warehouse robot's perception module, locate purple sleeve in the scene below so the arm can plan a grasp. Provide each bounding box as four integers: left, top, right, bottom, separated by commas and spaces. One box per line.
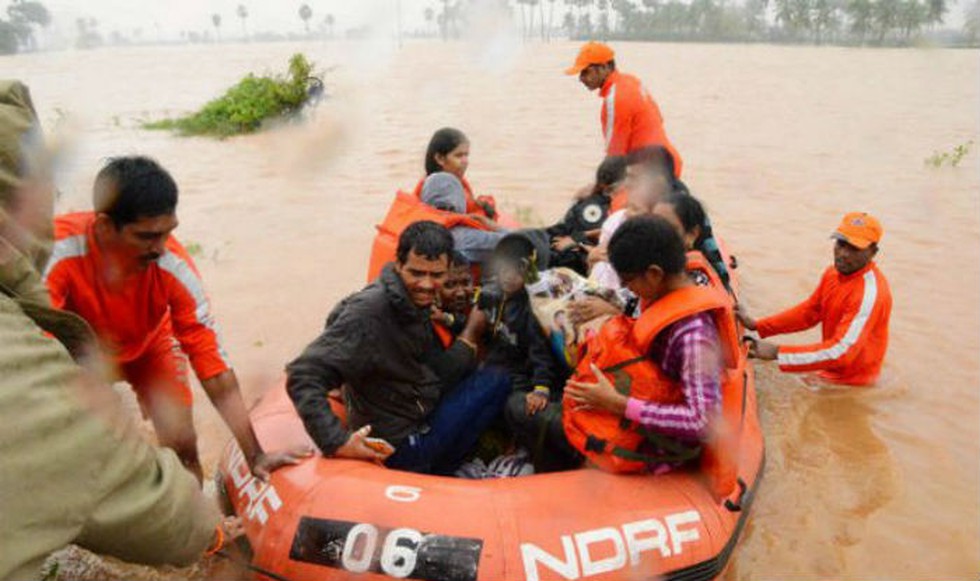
623, 315, 722, 441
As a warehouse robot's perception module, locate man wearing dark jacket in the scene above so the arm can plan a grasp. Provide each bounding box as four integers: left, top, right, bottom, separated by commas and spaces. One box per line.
287, 221, 510, 475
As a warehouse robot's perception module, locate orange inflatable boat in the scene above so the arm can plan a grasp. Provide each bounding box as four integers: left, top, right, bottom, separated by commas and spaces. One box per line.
217, 357, 763, 580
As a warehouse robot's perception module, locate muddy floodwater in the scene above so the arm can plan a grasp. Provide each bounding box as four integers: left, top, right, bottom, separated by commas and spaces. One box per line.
3, 38, 978, 580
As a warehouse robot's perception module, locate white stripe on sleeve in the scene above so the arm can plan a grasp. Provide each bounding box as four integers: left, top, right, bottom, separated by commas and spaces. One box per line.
778, 270, 877, 367
604, 84, 617, 146
158, 251, 231, 366
42, 234, 88, 282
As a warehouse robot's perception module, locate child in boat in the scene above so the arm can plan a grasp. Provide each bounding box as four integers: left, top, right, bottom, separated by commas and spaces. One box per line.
653, 191, 731, 290
479, 234, 559, 417
420, 172, 507, 266
565, 215, 724, 473
418, 127, 498, 223
432, 251, 476, 341
547, 155, 627, 275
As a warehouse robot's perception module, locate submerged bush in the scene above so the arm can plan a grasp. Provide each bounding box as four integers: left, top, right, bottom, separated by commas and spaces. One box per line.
925, 140, 974, 168
144, 53, 319, 138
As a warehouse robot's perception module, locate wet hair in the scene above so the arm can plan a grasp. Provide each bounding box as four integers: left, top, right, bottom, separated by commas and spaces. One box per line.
424, 127, 469, 175
396, 220, 454, 264
609, 215, 686, 277
94, 156, 178, 228
626, 145, 674, 180
660, 191, 708, 247
660, 189, 732, 290
592, 155, 627, 196
493, 233, 537, 266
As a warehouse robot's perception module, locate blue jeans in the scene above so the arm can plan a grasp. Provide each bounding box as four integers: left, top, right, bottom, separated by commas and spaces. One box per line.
385, 367, 511, 475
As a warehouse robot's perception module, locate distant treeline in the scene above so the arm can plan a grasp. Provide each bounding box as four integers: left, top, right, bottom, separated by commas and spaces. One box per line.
0, 1, 51, 54
514, 0, 979, 47
3, 0, 978, 56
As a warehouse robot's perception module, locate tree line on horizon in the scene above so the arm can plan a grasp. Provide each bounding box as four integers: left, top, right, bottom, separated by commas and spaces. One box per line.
1, 0, 978, 55
509, 0, 976, 46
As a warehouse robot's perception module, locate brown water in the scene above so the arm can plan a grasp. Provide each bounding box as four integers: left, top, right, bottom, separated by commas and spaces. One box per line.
3, 39, 978, 579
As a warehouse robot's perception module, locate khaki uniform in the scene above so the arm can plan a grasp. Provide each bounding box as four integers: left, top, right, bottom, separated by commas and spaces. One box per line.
0, 80, 219, 581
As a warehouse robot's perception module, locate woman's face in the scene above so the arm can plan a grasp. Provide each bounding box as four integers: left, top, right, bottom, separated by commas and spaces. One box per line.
435, 141, 470, 179
653, 202, 698, 251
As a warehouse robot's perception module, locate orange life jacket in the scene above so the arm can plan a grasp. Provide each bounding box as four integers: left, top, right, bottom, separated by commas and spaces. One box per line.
411, 177, 496, 219
686, 250, 726, 292
433, 321, 454, 349
563, 284, 742, 488
366, 191, 492, 283
609, 186, 628, 213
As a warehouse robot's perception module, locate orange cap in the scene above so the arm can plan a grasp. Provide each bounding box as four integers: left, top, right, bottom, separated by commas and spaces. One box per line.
565, 41, 615, 75
832, 212, 883, 249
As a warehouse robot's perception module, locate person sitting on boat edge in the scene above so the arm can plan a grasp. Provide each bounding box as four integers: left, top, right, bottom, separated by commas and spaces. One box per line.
506, 216, 723, 474
420, 171, 507, 266
481, 234, 561, 419
431, 251, 475, 347
653, 191, 732, 291
565, 215, 724, 473
547, 155, 627, 276
287, 221, 511, 475
737, 212, 891, 386
414, 127, 499, 224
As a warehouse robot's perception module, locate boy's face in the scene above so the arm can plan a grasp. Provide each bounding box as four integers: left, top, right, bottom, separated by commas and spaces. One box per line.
619, 265, 666, 303
439, 264, 474, 314
496, 262, 526, 295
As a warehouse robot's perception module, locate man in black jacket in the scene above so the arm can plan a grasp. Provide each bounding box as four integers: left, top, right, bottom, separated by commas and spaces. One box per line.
286, 221, 510, 474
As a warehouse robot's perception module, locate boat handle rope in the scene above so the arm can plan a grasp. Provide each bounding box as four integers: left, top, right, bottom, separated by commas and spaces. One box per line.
724, 477, 748, 512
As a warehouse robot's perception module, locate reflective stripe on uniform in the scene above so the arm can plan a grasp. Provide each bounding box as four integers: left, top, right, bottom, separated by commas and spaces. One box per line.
778, 270, 877, 368
42, 235, 87, 282
157, 251, 231, 366
604, 84, 617, 146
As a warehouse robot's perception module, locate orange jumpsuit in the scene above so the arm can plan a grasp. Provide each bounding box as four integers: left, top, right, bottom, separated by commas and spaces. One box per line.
757, 262, 891, 386
600, 70, 684, 177
43, 212, 231, 406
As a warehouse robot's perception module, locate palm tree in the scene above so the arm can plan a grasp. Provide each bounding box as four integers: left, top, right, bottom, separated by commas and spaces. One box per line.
424, 6, 435, 35
236, 4, 249, 40
299, 3, 313, 34
6, 0, 52, 51
325, 14, 336, 38
546, 0, 558, 41
211, 13, 222, 41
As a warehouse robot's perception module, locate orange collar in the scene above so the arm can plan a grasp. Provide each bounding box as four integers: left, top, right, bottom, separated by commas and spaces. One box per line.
599, 70, 620, 98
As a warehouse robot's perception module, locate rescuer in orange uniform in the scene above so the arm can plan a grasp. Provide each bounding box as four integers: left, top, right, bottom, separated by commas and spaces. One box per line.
566, 41, 683, 178
44, 156, 309, 481
737, 212, 892, 386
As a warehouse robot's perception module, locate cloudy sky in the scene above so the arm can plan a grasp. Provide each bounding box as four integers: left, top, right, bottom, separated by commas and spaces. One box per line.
28, 0, 972, 42
36, 0, 434, 42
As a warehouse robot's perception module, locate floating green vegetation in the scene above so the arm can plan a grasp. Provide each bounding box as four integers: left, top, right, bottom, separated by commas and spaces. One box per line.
184, 241, 203, 257
144, 53, 319, 138
925, 140, 974, 168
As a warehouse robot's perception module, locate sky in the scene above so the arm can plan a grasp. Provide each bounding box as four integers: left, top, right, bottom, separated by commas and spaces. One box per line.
33, 0, 434, 42
22, 0, 973, 43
